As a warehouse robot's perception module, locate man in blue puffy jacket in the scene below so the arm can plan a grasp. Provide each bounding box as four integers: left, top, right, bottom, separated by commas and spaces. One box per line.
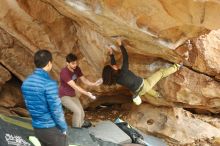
21, 50, 68, 146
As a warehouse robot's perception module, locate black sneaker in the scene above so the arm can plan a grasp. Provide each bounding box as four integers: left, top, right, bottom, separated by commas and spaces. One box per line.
81, 121, 92, 128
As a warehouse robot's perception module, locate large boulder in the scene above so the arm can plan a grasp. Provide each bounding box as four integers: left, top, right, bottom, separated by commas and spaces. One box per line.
125, 104, 220, 145
0, 65, 11, 89
0, 0, 220, 144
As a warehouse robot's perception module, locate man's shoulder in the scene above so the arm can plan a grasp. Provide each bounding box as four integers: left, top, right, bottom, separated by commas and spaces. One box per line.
22, 73, 36, 84
75, 66, 81, 70
60, 67, 65, 72
24, 72, 54, 84
61, 67, 70, 74
45, 79, 57, 87
74, 66, 82, 73
22, 73, 45, 90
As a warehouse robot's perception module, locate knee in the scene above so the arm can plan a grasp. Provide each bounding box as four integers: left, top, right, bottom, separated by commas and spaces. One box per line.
72, 108, 82, 116
81, 111, 85, 118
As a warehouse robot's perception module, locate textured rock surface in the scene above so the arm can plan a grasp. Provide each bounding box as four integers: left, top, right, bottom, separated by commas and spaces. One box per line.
125, 104, 220, 145
176, 29, 220, 80
0, 79, 28, 117
0, 0, 220, 145
0, 64, 11, 88
158, 66, 220, 113
0, 80, 25, 108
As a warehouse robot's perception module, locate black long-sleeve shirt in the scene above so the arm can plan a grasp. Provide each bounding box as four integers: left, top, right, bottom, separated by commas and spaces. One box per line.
110, 45, 143, 93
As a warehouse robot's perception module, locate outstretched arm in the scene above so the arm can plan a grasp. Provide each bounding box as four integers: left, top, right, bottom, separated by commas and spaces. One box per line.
116, 38, 128, 70
107, 46, 116, 65
67, 80, 96, 99
107, 46, 118, 69
80, 76, 97, 86
110, 54, 116, 65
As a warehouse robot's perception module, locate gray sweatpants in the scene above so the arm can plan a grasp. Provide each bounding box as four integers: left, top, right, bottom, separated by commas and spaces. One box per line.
61, 96, 85, 128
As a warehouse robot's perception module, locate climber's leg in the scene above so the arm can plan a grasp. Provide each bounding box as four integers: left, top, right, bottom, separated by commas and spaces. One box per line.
146, 89, 161, 97
139, 63, 179, 96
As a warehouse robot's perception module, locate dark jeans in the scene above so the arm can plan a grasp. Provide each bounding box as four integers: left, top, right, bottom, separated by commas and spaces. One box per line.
34, 127, 68, 146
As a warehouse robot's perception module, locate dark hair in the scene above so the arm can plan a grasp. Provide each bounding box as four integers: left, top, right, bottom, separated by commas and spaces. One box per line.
66, 53, 77, 63
34, 49, 52, 68
102, 65, 119, 85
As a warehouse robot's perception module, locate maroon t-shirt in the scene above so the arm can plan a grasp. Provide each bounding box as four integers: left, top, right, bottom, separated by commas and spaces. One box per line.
59, 66, 83, 97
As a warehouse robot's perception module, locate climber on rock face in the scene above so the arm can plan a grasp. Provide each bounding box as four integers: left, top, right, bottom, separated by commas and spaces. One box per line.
102, 37, 182, 105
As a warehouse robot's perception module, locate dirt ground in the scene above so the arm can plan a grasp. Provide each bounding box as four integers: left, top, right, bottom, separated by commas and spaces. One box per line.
64, 104, 219, 146
64, 104, 129, 126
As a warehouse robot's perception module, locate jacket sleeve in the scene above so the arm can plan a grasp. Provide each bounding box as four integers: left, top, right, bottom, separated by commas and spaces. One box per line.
110, 54, 116, 65
45, 81, 68, 132
120, 45, 128, 70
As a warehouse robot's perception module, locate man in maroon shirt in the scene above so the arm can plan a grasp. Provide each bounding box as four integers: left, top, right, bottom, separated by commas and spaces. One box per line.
59, 53, 102, 128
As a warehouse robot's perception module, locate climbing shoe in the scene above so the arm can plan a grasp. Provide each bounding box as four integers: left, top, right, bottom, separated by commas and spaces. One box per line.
174, 62, 183, 70
132, 95, 142, 105
81, 120, 92, 128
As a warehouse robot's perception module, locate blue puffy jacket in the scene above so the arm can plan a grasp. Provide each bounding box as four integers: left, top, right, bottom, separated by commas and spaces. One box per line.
21, 68, 67, 132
